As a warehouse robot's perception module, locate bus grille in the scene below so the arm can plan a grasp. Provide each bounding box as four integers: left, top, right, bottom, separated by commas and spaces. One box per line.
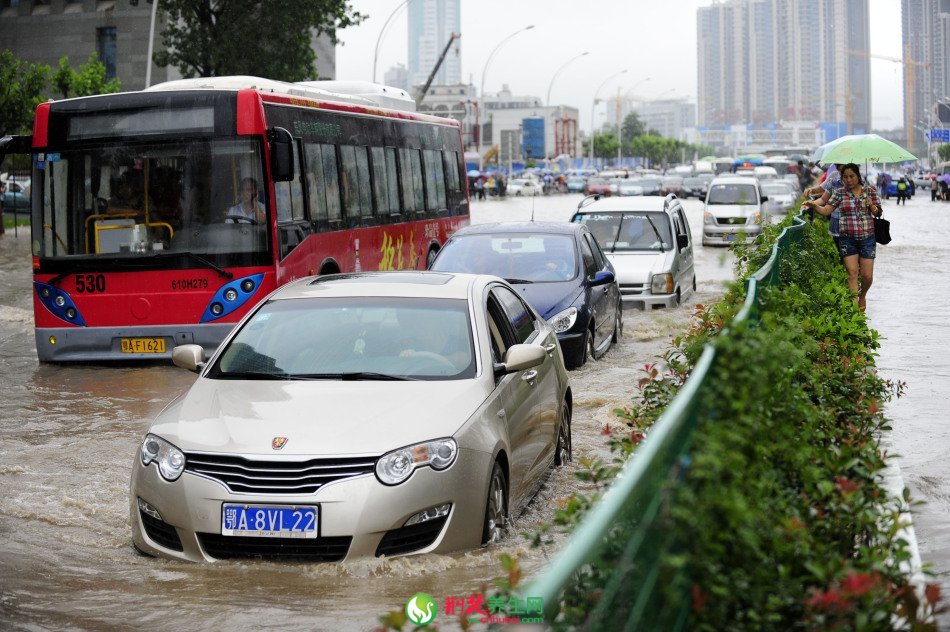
183, 452, 378, 495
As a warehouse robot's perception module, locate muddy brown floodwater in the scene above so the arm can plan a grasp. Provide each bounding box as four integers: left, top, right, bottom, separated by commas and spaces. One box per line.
6, 193, 946, 629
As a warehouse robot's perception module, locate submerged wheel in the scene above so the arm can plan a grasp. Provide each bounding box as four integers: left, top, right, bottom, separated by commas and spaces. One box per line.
611, 302, 623, 343
569, 328, 592, 370
481, 462, 508, 546
554, 402, 573, 466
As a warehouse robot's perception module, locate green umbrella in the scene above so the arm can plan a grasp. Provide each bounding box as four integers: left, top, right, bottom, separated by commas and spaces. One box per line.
820, 134, 917, 164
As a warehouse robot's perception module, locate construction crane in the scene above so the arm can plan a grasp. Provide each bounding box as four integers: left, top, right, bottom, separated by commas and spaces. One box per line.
413, 32, 460, 104
848, 46, 931, 152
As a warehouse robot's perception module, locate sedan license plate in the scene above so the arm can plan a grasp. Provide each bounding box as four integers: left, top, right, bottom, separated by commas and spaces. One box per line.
724, 234, 736, 242
120, 337, 166, 354
221, 504, 318, 538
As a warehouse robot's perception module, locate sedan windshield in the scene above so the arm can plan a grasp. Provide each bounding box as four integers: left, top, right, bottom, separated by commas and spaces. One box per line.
208, 297, 476, 381
573, 212, 673, 252
707, 183, 758, 205
431, 233, 578, 282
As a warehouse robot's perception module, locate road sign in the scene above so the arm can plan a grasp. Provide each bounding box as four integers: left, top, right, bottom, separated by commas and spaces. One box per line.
928, 128, 950, 143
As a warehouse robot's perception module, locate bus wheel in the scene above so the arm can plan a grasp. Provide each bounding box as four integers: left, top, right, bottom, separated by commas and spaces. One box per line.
319, 263, 340, 276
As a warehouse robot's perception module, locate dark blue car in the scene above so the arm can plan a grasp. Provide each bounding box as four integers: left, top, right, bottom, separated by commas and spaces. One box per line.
429, 221, 622, 369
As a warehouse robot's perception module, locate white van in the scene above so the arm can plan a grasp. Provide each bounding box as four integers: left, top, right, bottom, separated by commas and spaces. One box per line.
571, 194, 695, 308
702, 175, 768, 246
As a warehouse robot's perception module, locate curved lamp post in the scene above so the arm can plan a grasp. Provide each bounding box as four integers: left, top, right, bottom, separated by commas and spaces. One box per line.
589, 69, 627, 164
477, 24, 535, 159
546, 51, 589, 107
373, 0, 413, 84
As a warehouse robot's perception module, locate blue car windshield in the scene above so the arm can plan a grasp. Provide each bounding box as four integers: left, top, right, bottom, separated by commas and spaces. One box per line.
431, 233, 578, 283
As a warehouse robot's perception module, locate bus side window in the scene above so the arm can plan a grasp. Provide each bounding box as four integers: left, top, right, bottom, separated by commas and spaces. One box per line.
423, 149, 447, 216
371, 146, 400, 221
275, 139, 304, 223
304, 142, 328, 230
442, 150, 461, 194
399, 148, 424, 215
322, 145, 342, 228
339, 145, 362, 227
354, 146, 374, 225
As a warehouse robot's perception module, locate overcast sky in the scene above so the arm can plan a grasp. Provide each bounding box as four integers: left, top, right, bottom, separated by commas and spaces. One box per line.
335, 0, 905, 134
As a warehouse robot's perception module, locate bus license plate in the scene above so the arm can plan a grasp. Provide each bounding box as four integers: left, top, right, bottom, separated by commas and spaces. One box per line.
222, 505, 319, 538
120, 337, 166, 354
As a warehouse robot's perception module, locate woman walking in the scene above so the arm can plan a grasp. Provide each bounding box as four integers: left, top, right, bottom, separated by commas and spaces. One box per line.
803, 163, 883, 312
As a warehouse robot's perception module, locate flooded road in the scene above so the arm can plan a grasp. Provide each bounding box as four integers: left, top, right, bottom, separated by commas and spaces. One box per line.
869, 192, 950, 623
2, 191, 944, 629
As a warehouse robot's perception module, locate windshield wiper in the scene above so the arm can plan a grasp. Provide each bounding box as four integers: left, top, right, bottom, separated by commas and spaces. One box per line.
643, 215, 667, 250
294, 372, 414, 381
184, 252, 234, 280
505, 278, 534, 284
213, 371, 292, 380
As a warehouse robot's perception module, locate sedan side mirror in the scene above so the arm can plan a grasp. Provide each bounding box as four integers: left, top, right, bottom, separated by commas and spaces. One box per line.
677, 234, 689, 250
172, 344, 206, 373
760, 195, 769, 202
590, 270, 615, 286
494, 343, 546, 376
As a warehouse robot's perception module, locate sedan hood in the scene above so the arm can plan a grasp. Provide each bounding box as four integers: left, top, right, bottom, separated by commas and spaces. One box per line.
706, 203, 759, 218
513, 281, 582, 320
150, 378, 490, 456
606, 250, 673, 285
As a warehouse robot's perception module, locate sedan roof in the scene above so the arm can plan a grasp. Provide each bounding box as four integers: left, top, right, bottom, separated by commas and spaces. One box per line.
452, 221, 586, 237
269, 271, 481, 301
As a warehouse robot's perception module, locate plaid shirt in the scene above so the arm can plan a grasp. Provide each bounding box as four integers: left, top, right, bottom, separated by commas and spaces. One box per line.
828, 185, 880, 240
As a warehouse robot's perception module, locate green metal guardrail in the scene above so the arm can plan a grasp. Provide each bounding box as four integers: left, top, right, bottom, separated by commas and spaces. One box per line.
524, 213, 809, 630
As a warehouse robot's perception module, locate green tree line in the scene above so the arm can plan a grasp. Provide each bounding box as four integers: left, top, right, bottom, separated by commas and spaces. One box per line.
0, 51, 121, 135
585, 112, 715, 167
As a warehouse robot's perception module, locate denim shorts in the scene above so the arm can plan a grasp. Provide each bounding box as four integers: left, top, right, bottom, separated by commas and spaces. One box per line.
838, 234, 876, 259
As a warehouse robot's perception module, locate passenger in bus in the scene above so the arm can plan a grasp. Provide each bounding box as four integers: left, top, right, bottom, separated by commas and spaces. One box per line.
226, 177, 265, 224
107, 171, 144, 214
151, 166, 183, 230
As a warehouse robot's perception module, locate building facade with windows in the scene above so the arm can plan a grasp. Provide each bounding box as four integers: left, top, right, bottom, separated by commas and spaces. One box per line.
696, 0, 871, 148
407, 0, 460, 92
901, 0, 950, 156
0, 0, 334, 93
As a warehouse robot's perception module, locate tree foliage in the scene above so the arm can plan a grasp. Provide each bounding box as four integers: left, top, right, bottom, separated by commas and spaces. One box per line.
1, 51, 120, 136
154, 0, 366, 81
621, 112, 646, 142
938, 143, 950, 162
52, 53, 122, 99
0, 50, 50, 134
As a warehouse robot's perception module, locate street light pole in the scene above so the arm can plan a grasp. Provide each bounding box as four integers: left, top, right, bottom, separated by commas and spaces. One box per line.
478, 24, 535, 164
589, 69, 627, 166
373, 0, 413, 84
144, 0, 160, 88
546, 51, 589, 107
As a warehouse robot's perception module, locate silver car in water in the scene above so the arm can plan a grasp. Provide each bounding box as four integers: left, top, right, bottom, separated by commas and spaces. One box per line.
130, 272, 572, 562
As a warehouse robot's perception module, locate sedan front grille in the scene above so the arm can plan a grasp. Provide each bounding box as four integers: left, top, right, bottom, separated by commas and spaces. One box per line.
715, 217, 748, 225
183, 452, 378, 495
198, 533, 351, 561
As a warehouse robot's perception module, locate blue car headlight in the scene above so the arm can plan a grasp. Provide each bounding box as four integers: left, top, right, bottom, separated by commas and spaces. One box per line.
547, 306, 578, 333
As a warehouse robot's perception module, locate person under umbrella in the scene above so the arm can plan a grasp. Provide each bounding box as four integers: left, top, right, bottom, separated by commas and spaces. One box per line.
803, 163, 883, 312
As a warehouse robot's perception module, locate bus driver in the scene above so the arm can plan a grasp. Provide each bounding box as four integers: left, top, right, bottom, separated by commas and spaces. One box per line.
226, 177, 265, 224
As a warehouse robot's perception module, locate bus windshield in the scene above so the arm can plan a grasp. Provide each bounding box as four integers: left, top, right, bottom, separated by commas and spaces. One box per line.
35, 138, 268, 261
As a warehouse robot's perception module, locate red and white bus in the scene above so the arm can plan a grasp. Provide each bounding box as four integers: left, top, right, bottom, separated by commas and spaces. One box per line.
21, 77, 469, 362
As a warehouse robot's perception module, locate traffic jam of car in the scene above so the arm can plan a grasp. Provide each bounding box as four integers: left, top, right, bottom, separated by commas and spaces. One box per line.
129, 161, 787, 564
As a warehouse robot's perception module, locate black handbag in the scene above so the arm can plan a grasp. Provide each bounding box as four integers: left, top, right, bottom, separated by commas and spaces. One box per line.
874, 216, 891, 245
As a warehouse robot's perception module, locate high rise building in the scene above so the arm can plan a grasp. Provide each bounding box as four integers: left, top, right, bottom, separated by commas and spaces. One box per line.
407, 0, 461, 91
384, 64, 410, 92
901, 0, 950, 155
697, 0, 871, 142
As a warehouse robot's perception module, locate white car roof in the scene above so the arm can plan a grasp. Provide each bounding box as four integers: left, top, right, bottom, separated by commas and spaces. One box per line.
711, 175, 761, 187
577, 196, 674, 213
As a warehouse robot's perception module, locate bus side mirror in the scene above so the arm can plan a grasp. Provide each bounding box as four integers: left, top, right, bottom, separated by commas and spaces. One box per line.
267, 127, 294, 182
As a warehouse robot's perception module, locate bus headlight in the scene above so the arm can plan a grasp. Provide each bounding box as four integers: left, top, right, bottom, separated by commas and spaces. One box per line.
223, 288, 239, 302
141, 434, 185, 481
375, 438, 458, 485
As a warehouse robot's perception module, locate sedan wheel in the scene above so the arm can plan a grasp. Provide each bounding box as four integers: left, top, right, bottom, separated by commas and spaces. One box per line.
554, 402, 572, 466
481, 462, 508, 546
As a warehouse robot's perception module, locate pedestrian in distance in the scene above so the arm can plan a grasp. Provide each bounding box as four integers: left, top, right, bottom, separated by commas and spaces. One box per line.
803, 163, 883, 312
931, 176, 939, 202
895, 178, 908, 206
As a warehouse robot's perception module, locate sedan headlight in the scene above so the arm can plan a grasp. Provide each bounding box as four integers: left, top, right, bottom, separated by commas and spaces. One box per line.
547, 306, 578, 333
376, 438, 458, 485
140, 433, 185, 481
703, 211, 714, 225
748, 211, 763, 225
651, 273, 674, 294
